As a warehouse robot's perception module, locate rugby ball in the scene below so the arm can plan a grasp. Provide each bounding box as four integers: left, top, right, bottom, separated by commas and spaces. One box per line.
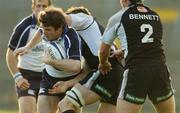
46, 42, 66, 60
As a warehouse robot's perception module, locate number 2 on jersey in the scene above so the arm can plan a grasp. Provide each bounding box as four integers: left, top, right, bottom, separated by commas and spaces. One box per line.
140, 24, 154, 43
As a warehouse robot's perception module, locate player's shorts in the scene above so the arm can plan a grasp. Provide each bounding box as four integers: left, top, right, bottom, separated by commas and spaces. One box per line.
39, 69, 78, 99
80, 58, 124, 105
16, 68, 42, 99
118, 65, 174, 104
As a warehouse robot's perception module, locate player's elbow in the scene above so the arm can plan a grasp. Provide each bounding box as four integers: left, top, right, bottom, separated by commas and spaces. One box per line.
71, 60, 81, 73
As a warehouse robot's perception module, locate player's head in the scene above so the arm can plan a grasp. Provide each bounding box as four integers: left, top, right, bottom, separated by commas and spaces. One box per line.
39, 7, 67, 41
120, 0, 144, 8
32, 0, 52, 18
66, 6, 91, 15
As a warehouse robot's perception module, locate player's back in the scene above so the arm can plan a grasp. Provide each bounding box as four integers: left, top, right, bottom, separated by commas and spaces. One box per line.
120, 4, 166, 67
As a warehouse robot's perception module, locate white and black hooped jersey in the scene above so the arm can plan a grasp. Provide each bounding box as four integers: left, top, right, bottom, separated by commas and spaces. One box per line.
8, 14, 44, 72
102, 4, 166, 68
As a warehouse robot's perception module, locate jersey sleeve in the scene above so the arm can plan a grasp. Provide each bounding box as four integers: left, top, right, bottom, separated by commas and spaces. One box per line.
69, 13, 93, 30
8, 16, 31, 51
102, 23, 120, 45
66, 29, 82, 60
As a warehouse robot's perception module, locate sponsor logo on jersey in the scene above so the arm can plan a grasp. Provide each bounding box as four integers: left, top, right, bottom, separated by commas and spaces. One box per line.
137, 6, 148, 13
95, 84, 112, 98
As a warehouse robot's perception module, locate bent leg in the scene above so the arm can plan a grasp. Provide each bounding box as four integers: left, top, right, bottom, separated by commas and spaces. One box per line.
154, 96, 176, 113
59, 97, 81, 113
58, 83, 101, 113
116, 98, 142, 113
18, 96, 36, 113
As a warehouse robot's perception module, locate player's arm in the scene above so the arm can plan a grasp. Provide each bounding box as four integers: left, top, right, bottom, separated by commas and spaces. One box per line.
6, 48, 19, 77
6, 48, 30, 89
98, 24, 118, 75
14, 30, 42, 55
48, 59, 90, 94
46, 58, 81, 73
43, 46, 81, 73
61, 59, 89, 87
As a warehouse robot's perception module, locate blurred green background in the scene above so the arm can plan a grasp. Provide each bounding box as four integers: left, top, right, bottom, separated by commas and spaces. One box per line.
0, 0, 179, 112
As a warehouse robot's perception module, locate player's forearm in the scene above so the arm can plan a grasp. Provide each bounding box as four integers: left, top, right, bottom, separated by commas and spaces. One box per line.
26, 31, 41, 49
50, 59, 81, 73
6, 48, 19, 76
66, 68, 89, 88
99, 42, 111, 64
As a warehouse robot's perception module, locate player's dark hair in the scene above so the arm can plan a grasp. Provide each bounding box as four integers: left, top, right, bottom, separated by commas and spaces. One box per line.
39, 7, 66, 30
65, 6, 91, 15
129, 0, 143, 4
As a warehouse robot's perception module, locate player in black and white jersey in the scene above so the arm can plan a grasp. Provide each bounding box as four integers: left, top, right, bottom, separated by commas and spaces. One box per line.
6, 0, 51, 113
99, 0, 175, 113
53, 6, 124, 113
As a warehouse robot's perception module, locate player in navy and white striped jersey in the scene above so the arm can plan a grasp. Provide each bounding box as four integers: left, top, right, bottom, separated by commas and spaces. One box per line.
99, 0, 175, 113
36, 7, 82, 113
6, 0, 51, 113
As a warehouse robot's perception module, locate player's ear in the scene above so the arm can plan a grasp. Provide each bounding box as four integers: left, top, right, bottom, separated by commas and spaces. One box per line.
32, 5, 35, 11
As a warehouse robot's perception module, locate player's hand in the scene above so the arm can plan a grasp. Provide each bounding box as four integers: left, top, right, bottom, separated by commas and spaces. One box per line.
110, 49, 124, 62
98, 61, 112, 75
48, 81, 70, 94
14, 46, 29, 56
16, 78, 30, 90
43, 49, 53, 65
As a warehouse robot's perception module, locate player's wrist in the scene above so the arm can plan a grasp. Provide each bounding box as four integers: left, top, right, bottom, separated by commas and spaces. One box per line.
100, 60, 109, 66
13, 72, 23, 83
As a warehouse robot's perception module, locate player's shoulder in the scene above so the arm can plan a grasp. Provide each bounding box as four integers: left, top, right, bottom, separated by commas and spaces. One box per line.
109, 8, 129, 22
14, 14, 34, 31
66, 27, 79, 39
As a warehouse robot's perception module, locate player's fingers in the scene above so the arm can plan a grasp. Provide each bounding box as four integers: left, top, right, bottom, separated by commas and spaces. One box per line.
21, 83, 30, 89
20, 85, 29, 90
48, 89, 56, 94
53, 81, 62, 88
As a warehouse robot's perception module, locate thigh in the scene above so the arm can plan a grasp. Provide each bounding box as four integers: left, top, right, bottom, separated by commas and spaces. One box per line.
154, 95, 175, 113
18, 96, 36, 113
74, 83, 101, 105
37, 95, 60, 113
119, 67, 153, 104
148, 66, 174, 104
116, 98, 142, 113
97, 102, 116, 113
81, 60, 124, 105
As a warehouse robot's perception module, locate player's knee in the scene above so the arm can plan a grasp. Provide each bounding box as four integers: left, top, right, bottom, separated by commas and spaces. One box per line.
58, 97, 73, 111
65, 87, 85, 108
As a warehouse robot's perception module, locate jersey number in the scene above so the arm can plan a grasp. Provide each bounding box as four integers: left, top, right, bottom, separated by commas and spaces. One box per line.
140, 24, 154, 43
